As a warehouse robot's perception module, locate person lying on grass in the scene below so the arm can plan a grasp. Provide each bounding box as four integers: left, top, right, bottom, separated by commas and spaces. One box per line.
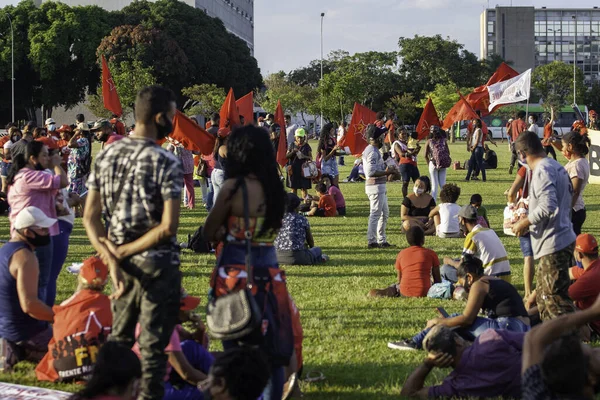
306, 182, 338, 217
368, 226, 440, 298
400, 325, 524, 399
388, 256, 529, 351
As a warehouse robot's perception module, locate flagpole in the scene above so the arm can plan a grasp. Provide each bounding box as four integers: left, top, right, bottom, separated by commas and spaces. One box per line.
526, 97, 530, 120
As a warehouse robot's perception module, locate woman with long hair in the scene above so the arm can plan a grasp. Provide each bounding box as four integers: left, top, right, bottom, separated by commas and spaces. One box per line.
69, 342, 142, 400
7, 141, 68, 306
317, 122, 340, 186
210, 128, 230, 204
562, 131, 591, 235
204, 125, 291, 400
286, 128, 312, 198
67, 128, 91, 196
424, 125, 450, 200
401, 176, 436, 235
465, 119, 486, 182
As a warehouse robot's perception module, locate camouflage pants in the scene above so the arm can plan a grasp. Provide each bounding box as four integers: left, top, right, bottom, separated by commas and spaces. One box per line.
536, 243, 576, 321
109, 261, 181, 400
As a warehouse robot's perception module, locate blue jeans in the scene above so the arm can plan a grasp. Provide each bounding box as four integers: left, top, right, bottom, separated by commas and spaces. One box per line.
206, 178, 214, 211
338, 156, 345, 166
321, 158, 339, 177
519, 235, 533, 258
412, 313, 530, 348
163, 340, 214, 400
466, 147, 486, 181
219, 243, 279, 268
47, 220, 72, 306
34, 238, 54, 303
440, 264, 458, 283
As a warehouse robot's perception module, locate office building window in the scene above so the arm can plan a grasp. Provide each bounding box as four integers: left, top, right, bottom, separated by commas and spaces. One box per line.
488, 21, 495, 34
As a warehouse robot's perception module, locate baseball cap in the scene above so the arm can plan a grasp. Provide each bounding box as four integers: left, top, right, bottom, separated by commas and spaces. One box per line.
458, 205, 478, 220
79, 256, 109, 286
180, 288, 201, 311
90, 119, 111, 132
365, 124, 387, 140
56, 124, 72, 133
45, 118, 56, 126
14, 207, 57, 230
217, 128, 231, 138
295, 128, 306, 138
576, 233, 598, 254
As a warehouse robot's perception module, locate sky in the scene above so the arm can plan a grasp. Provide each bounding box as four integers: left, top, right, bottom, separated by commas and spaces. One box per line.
1, 0, 600, 75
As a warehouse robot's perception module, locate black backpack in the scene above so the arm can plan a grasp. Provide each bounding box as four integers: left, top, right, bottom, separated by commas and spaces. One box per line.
187, 226, 211, 253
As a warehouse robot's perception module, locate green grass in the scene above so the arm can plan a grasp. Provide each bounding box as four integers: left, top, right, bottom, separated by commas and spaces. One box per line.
1, 141, 599, 399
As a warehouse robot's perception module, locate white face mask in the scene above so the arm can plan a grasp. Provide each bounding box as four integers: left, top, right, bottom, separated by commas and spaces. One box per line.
413, 187, 424, 195
528, 118, 534, 124
48, 124, 56, 132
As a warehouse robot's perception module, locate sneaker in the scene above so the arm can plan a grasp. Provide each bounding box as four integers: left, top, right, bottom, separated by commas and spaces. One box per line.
368, 285, 399, 298
387, 339, 418, 351
367, 242, 379, 249
342, 179, 350, 183
379, 242, 395, 248
508, 165, 514, 175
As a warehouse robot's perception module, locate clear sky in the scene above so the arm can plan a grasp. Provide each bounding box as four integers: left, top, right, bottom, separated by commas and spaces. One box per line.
1, 0, 599, 76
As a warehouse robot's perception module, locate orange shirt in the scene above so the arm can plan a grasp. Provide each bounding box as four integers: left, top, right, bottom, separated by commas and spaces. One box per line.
318, 194, 337, 217
510, 119, 527, 142
385, 120, 395, 144
395, 246, 440, 297
543, 123, 553, 140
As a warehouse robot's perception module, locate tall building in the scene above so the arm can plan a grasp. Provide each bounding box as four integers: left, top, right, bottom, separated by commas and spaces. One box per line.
41, 0, 254, 53
481, 6, 600, 86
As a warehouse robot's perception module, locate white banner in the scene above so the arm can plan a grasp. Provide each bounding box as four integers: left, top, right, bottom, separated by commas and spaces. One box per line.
588, 129, 600, 185
487, 69, 532, 111
0, 383, 70, 399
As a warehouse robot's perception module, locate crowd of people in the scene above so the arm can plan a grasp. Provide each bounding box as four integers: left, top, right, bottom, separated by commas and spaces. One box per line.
0, 83, 598, 400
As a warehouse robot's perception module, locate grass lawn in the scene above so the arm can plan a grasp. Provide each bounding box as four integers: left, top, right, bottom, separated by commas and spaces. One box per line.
1, 140, 599, 399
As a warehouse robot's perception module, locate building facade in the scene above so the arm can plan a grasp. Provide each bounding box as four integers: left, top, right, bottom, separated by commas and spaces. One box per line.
41, 0, 254, 53
481, 6, 600, 86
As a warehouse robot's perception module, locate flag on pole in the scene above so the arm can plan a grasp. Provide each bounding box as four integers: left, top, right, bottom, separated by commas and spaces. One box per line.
487, 69, 532, 112
101, 55, 122, 117
169, 110, 216, 155
416, 98, 442, 140
236, 92, 254, 125
274, 100, 288, 167
465, 62, 521, 116
219, 88, 240, 128
339, 103, 376, 156
442, 92, 479, 131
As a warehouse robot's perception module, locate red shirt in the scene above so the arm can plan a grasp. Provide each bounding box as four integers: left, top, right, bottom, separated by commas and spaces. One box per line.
543, 123, 553, 140
395, 246, 440, 297
105, 133, 124, 147
0, 135, 10, 162
318, 194, 337, 217
35, 136, 59, 149
385, 120, 395, 144
510, 119, 527, 142
568, 259, 600, 332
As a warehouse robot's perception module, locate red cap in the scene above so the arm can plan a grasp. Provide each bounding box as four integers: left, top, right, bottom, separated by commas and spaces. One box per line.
576, 233, 598, 254
56, 124, 72, 133
180, 288, 201, 311
218, 128, 231, 138
79, 256, 109, 286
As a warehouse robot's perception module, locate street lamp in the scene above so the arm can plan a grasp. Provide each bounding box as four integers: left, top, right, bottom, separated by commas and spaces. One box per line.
320, 12, 324, 136
548, 28, 561, 59
573, 14, 577, 105
6, 13, 14, 123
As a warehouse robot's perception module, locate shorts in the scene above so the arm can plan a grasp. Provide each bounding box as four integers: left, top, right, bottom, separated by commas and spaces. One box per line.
0, 161, 11, 177
321, 158, 339, 177
399, 163, 419, 183
519, 235, 533, 257
337, 206, 346, 216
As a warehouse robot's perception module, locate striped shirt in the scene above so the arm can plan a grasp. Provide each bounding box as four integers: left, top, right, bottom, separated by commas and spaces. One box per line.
462, 225, 511, 277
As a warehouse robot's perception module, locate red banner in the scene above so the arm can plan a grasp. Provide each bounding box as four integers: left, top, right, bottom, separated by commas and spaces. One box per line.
465, 62, 520, 116
219, 88, 240, 129
101, 55, 122, 117
339, 103, 376, 156
169, 110, 216, 155
442, 92, 479, 131
416, 98, 442, 140
236, 92, 254, 125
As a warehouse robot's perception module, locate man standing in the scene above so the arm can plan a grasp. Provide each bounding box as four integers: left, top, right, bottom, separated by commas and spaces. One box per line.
9, 128, 33, 162
512, 131, 576, 321
91, 119, 124, 149
285, 114, 297, 150
362, 124, 394, 249
83, 86, 183, 400
508, 111, 528, 174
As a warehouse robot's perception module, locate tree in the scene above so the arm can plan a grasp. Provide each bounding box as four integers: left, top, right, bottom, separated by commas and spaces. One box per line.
256, 72, 318, 125
181, 84, 226, 117
533, 61, 585, 112
584, 81, 600, 112
385, 93, 418, 125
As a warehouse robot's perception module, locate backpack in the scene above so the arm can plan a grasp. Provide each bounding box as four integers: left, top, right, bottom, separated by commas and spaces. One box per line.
187, 226, 212, 253
430, 139, 451, 169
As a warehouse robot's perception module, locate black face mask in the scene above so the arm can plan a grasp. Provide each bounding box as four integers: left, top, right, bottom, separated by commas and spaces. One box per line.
156, 118, 174, 140
26, 231, 51, 247
34, 162, 45, 171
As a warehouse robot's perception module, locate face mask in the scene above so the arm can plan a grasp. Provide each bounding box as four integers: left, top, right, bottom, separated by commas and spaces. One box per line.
413, 187, 424, 195
26, 230, 51, 247
34, 162, 45, 171
156, 117, 173, 140
12, 136, 21, 142
48, 125, 56, 132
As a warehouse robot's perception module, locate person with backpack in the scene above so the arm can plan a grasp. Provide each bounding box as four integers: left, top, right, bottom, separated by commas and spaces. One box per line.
67, 127, 91, 196
424, 125, 451, 201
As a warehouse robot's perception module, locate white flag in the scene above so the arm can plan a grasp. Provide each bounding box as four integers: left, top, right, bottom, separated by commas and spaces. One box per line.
487, 69, 532, 112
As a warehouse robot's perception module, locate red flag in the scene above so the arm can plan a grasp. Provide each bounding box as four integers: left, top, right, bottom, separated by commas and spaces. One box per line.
466, 63, 520, 116
236, 92, 254, 125
219, 88, 240, 129
442, 92, 480, 131
274, 100, 288, 167
101, 55, 122, 117
340, 103, 376, 157
169, 110, 216, 155
416, 98, 442, 140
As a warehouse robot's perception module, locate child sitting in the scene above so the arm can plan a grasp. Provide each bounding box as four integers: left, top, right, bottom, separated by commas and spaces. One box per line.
344, 158, 365, 183
429, 183, 462, 238
306, 183, 338, 217
470, 193, 490, 228
368, 226, 441, 298
322, 174, 346, 216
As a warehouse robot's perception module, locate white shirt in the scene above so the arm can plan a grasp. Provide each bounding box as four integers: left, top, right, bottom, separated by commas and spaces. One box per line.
565, 157, 590, 212
362, 145, 387, 195
438, 203, 461, 234
528, 123, 539, 137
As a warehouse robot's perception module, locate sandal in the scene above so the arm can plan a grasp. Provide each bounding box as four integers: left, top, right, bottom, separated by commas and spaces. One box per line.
304, 371, 326, 383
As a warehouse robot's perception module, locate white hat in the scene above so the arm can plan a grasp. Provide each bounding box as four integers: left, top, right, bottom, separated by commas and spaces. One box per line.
45, 118, 56, 125
14, 207, 57, 230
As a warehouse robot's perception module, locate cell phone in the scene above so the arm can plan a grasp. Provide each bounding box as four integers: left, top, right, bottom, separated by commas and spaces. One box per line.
436, 307, 449, 318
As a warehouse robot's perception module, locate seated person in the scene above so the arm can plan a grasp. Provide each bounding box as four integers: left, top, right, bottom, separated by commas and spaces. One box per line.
369, 226, 440, 298
482, 144, 497, 169
322, 174, 346, 216
568, 234, 600, 335
67, 342, 141, 400
202, 347, 271, 400
522, 296, 600, 400
344, 158, 365, 183
275, 193, 327, 265
36, 256, 112, 382
132, 289, 214, 400
401, 176, 436, 235
306, 182, 337, 217
400, 326, 524, 399
429, 183, 461, 238
442, 205, 510, 282
0, 207, 55, 371
470, 193, 490, 228
388, 256, 529, 351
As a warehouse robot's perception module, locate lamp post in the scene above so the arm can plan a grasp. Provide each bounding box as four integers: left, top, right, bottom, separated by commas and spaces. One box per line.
573, 14, 577, 105
6, 13, 14, 123
548, 28, 561, 59
320, 12, 324, 135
